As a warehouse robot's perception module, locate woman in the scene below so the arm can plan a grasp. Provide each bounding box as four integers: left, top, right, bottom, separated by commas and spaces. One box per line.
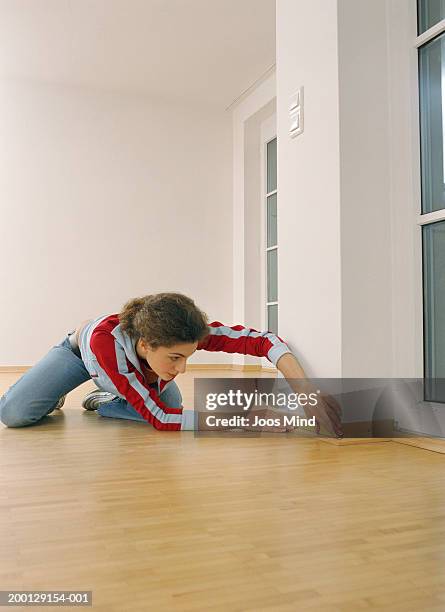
0, 293, 342, 435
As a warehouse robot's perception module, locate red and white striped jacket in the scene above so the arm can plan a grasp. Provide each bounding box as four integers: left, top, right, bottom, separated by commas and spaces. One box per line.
78, 314, 291, 430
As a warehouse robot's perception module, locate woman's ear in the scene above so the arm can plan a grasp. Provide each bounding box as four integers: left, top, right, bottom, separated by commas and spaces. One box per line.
136, 338, 147, 354
140, 339, 155, 354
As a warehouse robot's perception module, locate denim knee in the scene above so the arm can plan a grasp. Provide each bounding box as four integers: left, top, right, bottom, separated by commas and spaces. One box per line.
0, 397, 34, 428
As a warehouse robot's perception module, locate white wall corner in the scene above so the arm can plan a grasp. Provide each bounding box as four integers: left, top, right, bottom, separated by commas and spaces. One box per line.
232, 71, 276, 366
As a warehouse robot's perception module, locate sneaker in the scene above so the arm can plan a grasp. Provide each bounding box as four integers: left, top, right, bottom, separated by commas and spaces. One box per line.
47, 394, 66, 415
82, 390, 117, 411
56, 395, 66, 409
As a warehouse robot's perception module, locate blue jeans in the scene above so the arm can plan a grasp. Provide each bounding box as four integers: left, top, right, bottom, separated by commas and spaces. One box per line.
0, 334, 182, 428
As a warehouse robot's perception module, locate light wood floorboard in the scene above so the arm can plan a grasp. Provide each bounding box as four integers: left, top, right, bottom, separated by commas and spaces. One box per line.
1, 370, 445, 611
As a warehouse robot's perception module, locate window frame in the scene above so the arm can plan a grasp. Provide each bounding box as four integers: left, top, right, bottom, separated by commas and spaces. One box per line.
416, 8, 445, 399
263, 135, 278, 337
258, 113, 277, 370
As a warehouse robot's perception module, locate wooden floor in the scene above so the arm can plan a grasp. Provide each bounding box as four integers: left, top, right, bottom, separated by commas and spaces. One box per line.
1, 371, 445, 611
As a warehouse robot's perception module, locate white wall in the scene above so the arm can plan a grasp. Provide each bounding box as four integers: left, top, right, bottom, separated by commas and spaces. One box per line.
244, 101, 276, 339
337, 0, 393, 377
276, 0, 343, 377
276, 0, 416, 379
232, 73, 276, 366
0, 80, 232, 365
386, 0, 422, 379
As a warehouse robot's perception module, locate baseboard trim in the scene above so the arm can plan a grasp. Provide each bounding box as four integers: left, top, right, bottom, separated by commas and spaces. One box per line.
185, 364, 232, 370
320, 437, 445, 453
320, 438, 392, 446
186, 364, 276, 372
392, 437, 445, 455
0, 364, 277, 374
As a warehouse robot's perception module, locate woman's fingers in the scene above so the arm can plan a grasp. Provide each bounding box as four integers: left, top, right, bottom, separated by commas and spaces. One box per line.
322, 394, 342, 418
325, 403, 342, 429
316, 403, 343, 437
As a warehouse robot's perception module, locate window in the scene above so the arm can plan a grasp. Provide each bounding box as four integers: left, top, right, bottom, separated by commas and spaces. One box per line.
265, 137, 278, 334
418, 0, 445, 35
417, 2, 445, 400
423, 221, 445, 401
419, 32, 445, 213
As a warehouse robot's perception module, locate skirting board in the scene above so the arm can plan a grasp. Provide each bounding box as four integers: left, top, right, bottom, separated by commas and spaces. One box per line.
187, 364, 276, 372
0, 364, 277, 373
392, 437, 445, 455
320, 438, 392, 446
322, 438, 445, 454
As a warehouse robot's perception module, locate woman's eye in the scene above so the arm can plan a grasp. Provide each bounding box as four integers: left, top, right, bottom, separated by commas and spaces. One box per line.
170, 356, 179, 361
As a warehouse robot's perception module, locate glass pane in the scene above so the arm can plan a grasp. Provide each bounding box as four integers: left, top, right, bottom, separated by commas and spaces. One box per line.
267, 138, 277, 193
423, 221, 445, 401
267, 304, 278, 335
267, 194, 277, 247
418, 0, 445, 35
419, 33, 445, 213
267, 249, 278, 302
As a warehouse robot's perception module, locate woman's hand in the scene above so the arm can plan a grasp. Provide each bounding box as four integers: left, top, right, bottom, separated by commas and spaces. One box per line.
300, 392, 343, 437
276, 353, 344, 438
241, 400, 342, 436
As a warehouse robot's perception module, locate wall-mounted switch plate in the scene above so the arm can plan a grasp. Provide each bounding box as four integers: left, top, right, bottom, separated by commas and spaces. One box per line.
290, 86, 304, 138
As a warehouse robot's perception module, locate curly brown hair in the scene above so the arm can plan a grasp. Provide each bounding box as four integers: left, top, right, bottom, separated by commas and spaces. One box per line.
119, 293, 209, 348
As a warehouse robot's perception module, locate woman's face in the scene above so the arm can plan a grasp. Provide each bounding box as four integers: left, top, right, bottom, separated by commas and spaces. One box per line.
136, 339, 198, 381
